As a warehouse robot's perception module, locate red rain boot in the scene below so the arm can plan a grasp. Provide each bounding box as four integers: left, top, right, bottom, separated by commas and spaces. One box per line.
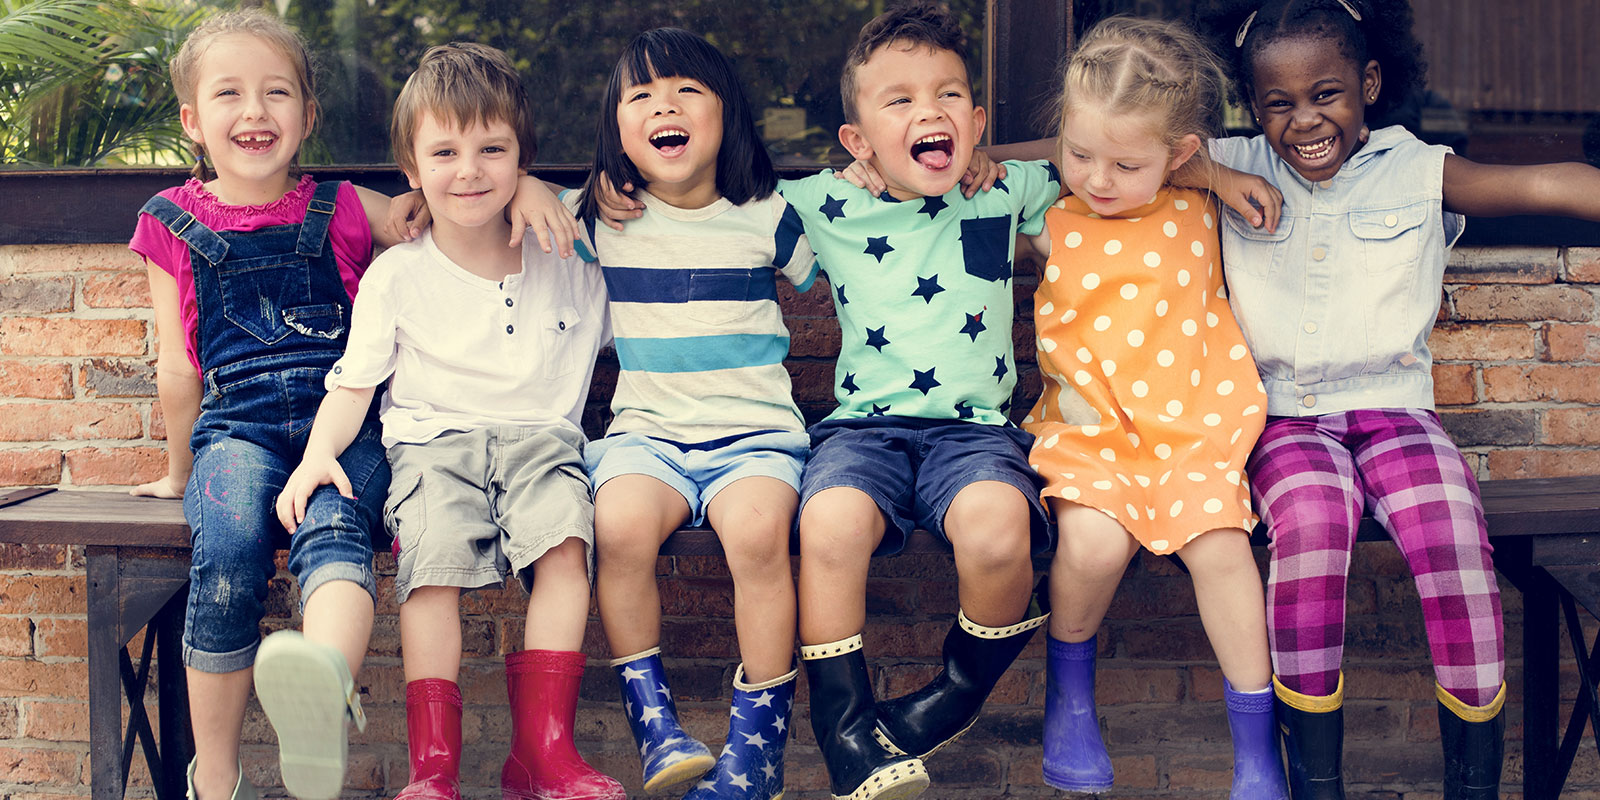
501, 649, 625, 800
396, 679, 462, 800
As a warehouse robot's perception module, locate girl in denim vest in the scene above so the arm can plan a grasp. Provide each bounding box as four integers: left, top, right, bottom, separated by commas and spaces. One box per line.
1214, 1, 1600, 797
129, 10, 406, 800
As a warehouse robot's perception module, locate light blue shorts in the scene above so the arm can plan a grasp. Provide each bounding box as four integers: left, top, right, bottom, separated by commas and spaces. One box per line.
584, 429, 809, 526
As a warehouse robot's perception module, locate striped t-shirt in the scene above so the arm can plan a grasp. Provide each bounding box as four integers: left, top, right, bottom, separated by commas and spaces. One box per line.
571, 190, 818, 443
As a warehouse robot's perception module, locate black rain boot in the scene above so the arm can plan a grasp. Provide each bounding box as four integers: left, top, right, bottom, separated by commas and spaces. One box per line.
1275, 675, 1345, 800
1436, 682, 1506, 800
873, 595, 1049, 759
801, 634, 929, 800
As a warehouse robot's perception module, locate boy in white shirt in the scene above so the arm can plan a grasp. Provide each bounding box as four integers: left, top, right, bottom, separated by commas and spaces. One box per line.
276, 43, 621, 800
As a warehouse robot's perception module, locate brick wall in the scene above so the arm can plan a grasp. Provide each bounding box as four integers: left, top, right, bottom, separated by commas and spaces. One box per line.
3, 242, 1599, 798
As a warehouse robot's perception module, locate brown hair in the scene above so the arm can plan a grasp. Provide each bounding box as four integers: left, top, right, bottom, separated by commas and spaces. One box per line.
390, 42, 537, 177
839, 0, 969, 126
169, 9, 317, 181
1052, 16, 1225, 165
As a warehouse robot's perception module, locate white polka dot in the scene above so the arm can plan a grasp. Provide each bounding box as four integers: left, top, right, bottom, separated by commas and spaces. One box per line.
1042, 433, 1060, 449
1093, 480, 1113, 491
1100, 448, 1117, 462
1158, 414, 1175, 423
1188, 472, 1208, 482
1045, 264, 1061, 282
1064, 231, 1083, 248
1074, 370, 1092, 386
1186, 532, 1203, 543
1132, 380, 1149, 398
1191, 240, 1205, 257
1243, 405, 1261, 416
1076, 347, 1093, 363
1218, 286, 1229, 299
1159, 470, 1173, 485
1167, 400, 1184, 416
1214, 461, 1229, 469
1203, 212, 1214, 229
1177, 269, 1191, 287
1126, 217, 1142, 223
1144, 251, 1162, 267
1101, 360, 1117, 376
1023, 415, 1035, 424
1088, 213, 1102, 219
1191, 369, 1202, 387
1169, 500, 1184, 517
1226, 470, 1241, 485
1155, 299, 1169, 317
1162, 221, 1178, 238
1154, 443, 1172, 459
1207, 312, 1219, 328
1174, 198, 1190, 211
1217, 380, 1235, 396
1202, 343, 1209, 357
1116, 473, 1133, 486
1094, 315, 1112, 331
1038, 301, 1055, 316
1039, 337, 1057, 353
1082, 425, 1101, 437
1061, 472, 1075, 480
1151, 539, 1170, 550
1104, 239, 1123, 255
1127, 329, 1145, 347
1061, 309, 1078, 324
1082, 272, 1101, 290
1062, 486, 1081, 500
1125, 432, 1140, 447
1125, 504, 1140, 520
1204, 413, 1222, 427
1156, 350, 1175, 367
1120, 283, 1139, 300
1182, 319, 1198, 336
1230, 344, 1248, 360
1204, 498, 1224, 514
1231, 429, 1243, 444
1147, 506, 1157, 519
1135, 474, 1151, 487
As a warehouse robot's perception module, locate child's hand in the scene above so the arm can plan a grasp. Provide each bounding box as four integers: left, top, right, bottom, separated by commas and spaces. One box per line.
386, 190, 429, 242
275, 453, 352, 534
509, 175, 579, 257
593, 171, 643, 231
130, 474, 184, 499
833, 159, 888, 197
959, 150, 1008, 198
1216, 171, 1283, 233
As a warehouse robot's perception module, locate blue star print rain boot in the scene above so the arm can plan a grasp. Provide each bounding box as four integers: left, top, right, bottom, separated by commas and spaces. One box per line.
682, 663, 798, 800
1042, 635, 1113, 793
612, 647, 716, 794
1224, 679, 1289, 800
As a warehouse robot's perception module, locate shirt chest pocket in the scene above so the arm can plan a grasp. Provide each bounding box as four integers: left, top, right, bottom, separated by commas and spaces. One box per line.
960, 215, 1014, 283
1220, 207, 1293, 278
542, 305, 583, 380
686, 268, 755, 327
1350, 204, 1427, 274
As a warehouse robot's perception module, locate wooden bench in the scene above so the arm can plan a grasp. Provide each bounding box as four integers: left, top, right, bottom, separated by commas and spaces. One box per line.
3, 478, 1599, 800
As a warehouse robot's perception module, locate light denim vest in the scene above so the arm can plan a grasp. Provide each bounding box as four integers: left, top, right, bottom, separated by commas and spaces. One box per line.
1209, 126, 1465, 417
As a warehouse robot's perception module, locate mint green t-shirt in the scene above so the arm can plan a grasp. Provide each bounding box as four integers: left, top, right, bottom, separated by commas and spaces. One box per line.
778, 159, 1060, 426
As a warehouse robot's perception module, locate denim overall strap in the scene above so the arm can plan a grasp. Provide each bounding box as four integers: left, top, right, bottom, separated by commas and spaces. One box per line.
295, 180, 343, 258
139, 195, 229, 265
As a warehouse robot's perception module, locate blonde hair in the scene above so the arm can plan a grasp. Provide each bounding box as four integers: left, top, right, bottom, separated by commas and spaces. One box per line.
1053, 16, 1225, 170
169, 9, 318, 181
390, 42, 537, 177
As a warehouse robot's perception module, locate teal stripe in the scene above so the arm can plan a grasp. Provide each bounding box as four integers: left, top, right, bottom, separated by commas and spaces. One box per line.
614, 333, 790, 374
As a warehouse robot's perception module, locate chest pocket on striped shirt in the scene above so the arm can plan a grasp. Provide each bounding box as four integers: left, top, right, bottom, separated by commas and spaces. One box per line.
686, 269, 756, 327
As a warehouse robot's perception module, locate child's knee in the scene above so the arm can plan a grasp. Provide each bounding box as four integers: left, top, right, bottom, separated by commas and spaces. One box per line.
532, 536, 591, 579
945, 480, 1030, 534
721, 524, 792, 578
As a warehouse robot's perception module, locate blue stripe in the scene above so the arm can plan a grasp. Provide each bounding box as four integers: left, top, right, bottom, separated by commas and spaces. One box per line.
773, 202, 818, 292
602, 265, 778, 304
614, 333, 789, 373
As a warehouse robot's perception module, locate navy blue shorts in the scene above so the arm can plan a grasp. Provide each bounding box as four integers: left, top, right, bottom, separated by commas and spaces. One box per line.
799, 416, 1052, 556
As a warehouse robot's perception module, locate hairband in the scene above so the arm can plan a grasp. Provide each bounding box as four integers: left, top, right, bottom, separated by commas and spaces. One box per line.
1235, 0, 1362, 48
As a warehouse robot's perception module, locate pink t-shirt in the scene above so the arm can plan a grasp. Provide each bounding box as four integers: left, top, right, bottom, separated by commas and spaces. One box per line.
129, 175, 375, 375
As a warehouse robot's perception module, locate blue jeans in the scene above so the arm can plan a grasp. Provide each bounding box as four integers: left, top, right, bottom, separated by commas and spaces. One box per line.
182, 360, 387, 673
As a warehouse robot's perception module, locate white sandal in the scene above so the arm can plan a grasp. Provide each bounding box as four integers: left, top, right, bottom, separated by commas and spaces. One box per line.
253, 631, 366, 800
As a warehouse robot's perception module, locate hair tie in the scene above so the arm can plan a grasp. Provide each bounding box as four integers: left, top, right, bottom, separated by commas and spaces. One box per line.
1335, 0, 1363, 21
1233, 11, 1258, 48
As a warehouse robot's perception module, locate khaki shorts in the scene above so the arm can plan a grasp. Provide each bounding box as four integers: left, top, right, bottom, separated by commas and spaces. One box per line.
386, 426, 593, 603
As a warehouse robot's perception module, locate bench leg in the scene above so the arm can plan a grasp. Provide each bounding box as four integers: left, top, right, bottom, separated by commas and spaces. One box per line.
1522, 570, 1558, 800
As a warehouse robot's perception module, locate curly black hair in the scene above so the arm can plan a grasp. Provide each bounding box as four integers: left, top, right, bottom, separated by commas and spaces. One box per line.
1208, 0, 1427, 126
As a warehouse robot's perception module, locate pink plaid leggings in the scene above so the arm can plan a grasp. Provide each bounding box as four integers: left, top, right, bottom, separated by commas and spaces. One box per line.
1247, 408, 1504, 708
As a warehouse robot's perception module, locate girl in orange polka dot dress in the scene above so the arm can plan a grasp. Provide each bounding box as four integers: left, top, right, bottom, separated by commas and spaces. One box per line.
1019, 17, 1287, 799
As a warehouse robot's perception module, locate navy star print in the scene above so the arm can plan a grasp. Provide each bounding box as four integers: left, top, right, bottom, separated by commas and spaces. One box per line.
918, 195, 948, 219
819, 195, 847, 222
865, 326, 890, 352
960, 311, 986, 341
841, 373, 860, 395
868, 403, 892, 417
912, 275, 944, 304
835, 282, 848, 306
993, 355, 1009, 382
864, 236, 895, 263
954, 400, 975, 419
1044, 161, 1062, 185
991, 177, 1009, 194
910, 368, 940, 395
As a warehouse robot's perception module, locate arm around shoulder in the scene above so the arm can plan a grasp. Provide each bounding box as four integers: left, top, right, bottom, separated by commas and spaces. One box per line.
1442, 155, 1600, 221
134, 263, 200, 499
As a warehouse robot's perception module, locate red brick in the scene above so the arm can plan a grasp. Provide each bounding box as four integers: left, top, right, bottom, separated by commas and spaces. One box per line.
1445, 247, 1559, 284
0, 449, 64, 485
0, 698, 15, 738
1482, 365, 1600, 403
1567, 247, 1600, 283
0, 403, 143, 442
0, 361, 73, 399
1450, 284, 1594, 322
1432, 363, 1475, 405
0, 575, 85, 615
22, 700, 88, 742
1098, 666, 1186, 704
786, 316, 841, 358
1548, 324, 1600, 362
1544, 408, 1600, 446
0, 659, 88, 698
0, 318, 147, 357
32, 618, 86, 658
0, 277, 74, 314
0, 543, 74, 570
0, 618, 32, 657
0, 243, 143, 274
80, 272, 150, 309
1488, 449, 1600, 479
1427, 324, 1539, 362
0, 746, 83, 784
63, 447, 166, 486
1166, 751, 1235, 790
777, 276, 836, 317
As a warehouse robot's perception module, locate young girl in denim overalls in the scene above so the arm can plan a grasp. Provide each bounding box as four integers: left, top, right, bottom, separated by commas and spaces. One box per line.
129, 10, 403, 800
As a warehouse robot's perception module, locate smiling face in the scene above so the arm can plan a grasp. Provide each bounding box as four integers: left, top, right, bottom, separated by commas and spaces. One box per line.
616, 70, 725, 209
1060, 104, 1197, 218
403, 111, 520, 239
179, 33, 312, 204
1248, 34, 1379, 183
838, 42, 985, 201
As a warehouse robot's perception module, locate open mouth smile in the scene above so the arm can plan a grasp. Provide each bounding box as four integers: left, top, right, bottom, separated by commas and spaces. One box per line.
232, 131, 278, 152
910, 133, 954, 170
649, 126, 690, 157
1289, 135, 1338, 165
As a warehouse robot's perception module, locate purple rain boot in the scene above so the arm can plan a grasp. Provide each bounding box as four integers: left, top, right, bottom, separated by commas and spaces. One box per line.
1042, 635, 1113, 793
1224, 680, 1290, 800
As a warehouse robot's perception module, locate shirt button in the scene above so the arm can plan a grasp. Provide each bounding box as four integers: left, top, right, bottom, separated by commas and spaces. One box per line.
1303, 321, 1318, 334
333, 366, 342, 374
1303, 395, 1317, 408
558, 321, 566, 331
1318, 180, 1333, 189
505, 298, 513, 307
1312, 247, 1327, 261
1385, 214, 1399, 227
506, 324, 514, 334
